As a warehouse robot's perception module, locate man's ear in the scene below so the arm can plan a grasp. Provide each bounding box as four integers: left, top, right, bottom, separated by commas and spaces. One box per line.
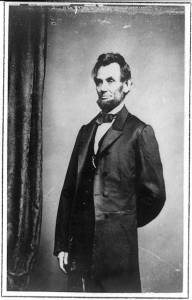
123, 79, 132, 94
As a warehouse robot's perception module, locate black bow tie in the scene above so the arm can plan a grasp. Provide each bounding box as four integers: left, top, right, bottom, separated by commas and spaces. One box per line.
96, 113, 117, 125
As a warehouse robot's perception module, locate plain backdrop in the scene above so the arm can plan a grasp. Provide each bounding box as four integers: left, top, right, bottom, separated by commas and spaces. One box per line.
29, 5, 185, 293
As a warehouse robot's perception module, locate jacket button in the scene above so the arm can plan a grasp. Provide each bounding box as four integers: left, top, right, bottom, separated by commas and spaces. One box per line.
103, 191, 108, 197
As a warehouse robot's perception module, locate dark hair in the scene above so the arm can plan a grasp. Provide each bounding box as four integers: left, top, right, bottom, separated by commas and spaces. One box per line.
92, 52, 131, 82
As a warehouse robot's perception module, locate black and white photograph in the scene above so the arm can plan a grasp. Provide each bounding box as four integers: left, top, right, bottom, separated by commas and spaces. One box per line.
1, 1, 191, 298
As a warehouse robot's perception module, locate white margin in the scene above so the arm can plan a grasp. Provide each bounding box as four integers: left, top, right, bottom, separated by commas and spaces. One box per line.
183, 3, 190, 298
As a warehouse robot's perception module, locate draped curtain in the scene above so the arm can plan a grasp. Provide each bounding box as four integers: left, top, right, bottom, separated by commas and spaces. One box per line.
7, 7, 47, 290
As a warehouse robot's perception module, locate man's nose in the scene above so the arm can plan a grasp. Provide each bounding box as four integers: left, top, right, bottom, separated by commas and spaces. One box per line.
100, 81, 108, 92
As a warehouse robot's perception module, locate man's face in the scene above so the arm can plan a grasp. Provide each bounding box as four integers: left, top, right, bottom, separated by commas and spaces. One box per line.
95, 62, 131, 112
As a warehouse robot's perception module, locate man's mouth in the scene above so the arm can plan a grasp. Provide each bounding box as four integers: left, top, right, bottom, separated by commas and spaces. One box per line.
100, 96, 111, 100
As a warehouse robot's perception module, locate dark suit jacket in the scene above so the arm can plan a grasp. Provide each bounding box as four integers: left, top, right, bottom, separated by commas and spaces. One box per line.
54, 106, 166, 290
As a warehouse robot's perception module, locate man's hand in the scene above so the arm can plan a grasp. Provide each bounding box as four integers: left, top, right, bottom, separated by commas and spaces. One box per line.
57, 251, 69, 273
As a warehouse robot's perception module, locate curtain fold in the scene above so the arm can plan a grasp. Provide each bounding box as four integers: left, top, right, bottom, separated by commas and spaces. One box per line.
7, 7, 47, 291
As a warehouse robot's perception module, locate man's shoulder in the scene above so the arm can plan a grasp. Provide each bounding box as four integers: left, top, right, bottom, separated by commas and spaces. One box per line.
82, 114, 99, 128
125, 112, 147, 132
76, 115, 98, 137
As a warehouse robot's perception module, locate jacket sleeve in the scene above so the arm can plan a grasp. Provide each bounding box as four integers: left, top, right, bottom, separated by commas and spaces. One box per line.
53, 126, 84, 256
136, 125, 166, 227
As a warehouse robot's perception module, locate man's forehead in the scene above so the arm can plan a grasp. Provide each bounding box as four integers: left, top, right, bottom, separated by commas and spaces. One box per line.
96, 62, 121, 79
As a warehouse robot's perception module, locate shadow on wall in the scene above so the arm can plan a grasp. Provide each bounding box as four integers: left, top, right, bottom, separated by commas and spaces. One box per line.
29, 5, 184, 293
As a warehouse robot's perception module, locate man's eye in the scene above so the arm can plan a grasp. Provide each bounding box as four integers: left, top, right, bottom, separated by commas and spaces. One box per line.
95, 79, 102, 86
107, 78, 114, 83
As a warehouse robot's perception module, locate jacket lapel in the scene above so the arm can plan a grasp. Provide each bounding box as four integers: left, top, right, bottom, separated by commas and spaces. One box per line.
99, 106, 129, 154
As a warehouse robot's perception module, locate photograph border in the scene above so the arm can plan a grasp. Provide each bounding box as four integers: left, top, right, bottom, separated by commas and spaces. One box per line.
1, 1, 191, 299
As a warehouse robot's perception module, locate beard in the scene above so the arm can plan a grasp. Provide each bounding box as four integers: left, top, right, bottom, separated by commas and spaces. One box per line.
97, 97, 124, 113
96, 85, 125, 112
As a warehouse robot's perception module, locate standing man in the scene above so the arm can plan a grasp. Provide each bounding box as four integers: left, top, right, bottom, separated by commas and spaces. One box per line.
54, 53, 166, 292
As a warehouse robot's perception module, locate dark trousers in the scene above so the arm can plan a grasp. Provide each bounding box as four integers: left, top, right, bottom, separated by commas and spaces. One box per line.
67, 216, 141, 293
67, 269, 141, 293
